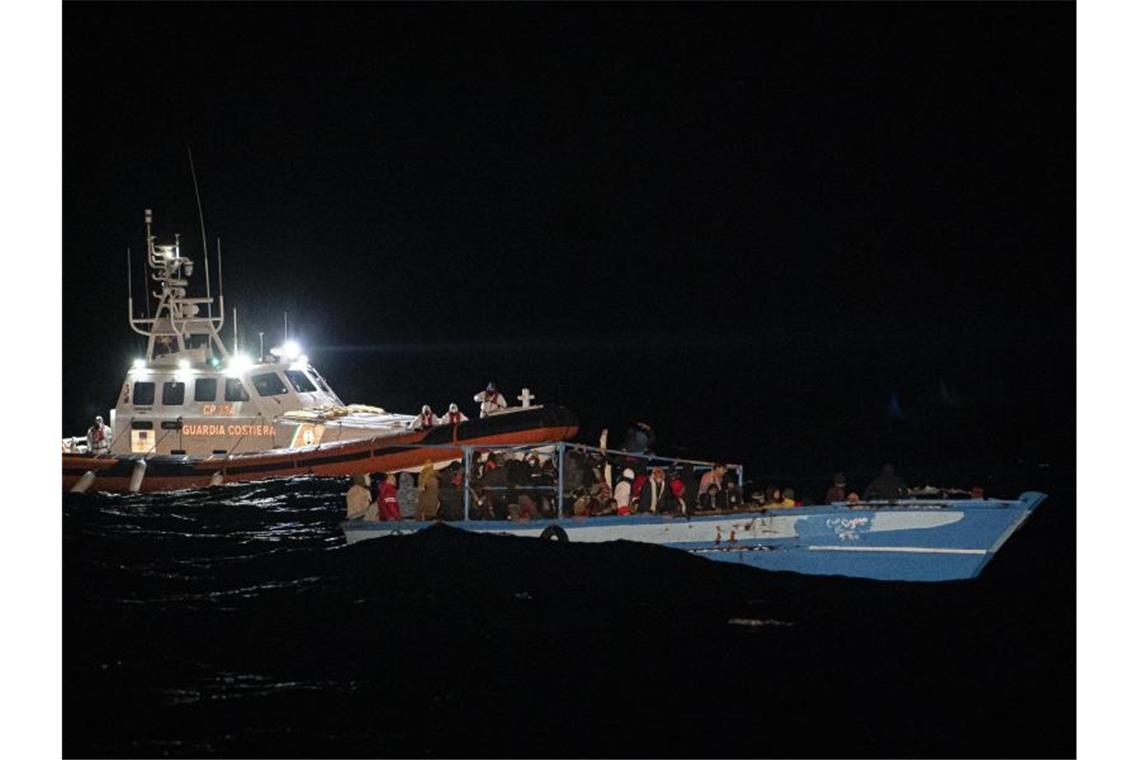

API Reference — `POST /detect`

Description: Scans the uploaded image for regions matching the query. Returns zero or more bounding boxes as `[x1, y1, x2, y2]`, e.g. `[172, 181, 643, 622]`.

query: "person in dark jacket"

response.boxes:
[562, 449, 589, 492]
[621, 422, 655, 454]
[698, 483, 722, 511]
[638, 467, 668, 514]
[864, 464, 908, 500]
[722, 479, 743, 510]
[668, 471, 688, 515]
[437, 465, 463, 521]
[824, 473, 847, 503]
[481, 455, 509, 520]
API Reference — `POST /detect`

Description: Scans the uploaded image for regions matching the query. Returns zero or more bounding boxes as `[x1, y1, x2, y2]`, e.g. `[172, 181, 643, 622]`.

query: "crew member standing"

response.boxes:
[474, 382, 508, 418]
[86, 415, 111, 455]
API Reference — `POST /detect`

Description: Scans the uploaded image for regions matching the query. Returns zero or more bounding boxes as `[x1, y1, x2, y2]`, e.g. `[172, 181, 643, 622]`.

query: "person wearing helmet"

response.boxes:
[473, 382, 507, 418]
[444, 402, 468, 425]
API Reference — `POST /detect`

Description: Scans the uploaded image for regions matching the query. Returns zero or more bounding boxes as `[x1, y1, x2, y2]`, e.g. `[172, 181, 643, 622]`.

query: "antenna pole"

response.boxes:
[216, 236, 224, 297]
[127, 246, 133, 318]
[143, 210, 153, 319]
[188, 148, 213, 318]
[284, 311, 288, 342]
[233, 307, 239, 354]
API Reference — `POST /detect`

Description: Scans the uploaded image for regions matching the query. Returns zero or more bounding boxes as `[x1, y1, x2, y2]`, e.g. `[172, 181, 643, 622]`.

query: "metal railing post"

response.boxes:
[463, 446, 471, 521]
[557, 442, 565, 518]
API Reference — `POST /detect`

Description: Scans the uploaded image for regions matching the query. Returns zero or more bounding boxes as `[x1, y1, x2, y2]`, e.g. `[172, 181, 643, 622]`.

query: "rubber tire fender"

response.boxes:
[539, 525, 569, 542]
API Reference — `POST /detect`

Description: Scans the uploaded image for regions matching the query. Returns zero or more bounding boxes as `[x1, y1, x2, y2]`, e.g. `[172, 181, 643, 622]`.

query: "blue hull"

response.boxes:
[342, 492, 1046, 582]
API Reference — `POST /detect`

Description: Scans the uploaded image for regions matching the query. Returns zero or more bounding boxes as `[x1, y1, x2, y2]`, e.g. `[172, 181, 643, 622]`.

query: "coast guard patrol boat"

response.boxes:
[61, 211, 577, 492]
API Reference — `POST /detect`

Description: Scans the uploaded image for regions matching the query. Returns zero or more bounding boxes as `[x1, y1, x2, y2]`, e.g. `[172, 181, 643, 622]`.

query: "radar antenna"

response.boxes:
[128, 209, 229, 366]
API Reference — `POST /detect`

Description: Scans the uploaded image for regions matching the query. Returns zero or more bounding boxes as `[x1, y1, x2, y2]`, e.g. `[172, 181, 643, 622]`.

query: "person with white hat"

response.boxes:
[443, 402, 468, 425]
[413, 404, 441, 430]
[473, 382, 507, 418]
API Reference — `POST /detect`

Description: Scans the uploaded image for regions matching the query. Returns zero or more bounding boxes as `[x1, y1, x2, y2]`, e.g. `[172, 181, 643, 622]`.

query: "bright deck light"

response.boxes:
[178, 359, 191, 370]
[281, 340, 302, 360]
[225, 353, 253, 377]
[132, 358, 146, 370]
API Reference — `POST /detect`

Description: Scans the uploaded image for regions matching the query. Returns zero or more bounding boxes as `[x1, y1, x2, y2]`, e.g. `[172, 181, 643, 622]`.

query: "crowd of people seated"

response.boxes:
[346, 447, 776, 522]
[345, 439, 918, 523]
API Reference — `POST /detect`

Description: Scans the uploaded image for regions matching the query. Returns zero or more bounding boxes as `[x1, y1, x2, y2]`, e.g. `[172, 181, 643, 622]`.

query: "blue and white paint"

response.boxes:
[342, 492, 1046, 582]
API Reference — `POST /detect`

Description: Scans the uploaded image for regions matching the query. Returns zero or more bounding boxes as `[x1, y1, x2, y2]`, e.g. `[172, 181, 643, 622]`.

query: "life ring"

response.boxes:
[539, 525, 569, 542]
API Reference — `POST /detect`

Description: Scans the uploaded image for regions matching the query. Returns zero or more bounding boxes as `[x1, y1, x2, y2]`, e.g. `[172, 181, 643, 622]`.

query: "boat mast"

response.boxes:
[128, 209, 230, 365]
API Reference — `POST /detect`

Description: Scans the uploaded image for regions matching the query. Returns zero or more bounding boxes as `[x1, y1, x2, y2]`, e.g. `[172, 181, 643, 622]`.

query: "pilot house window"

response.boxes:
[162, 381, 185, 406]
[284, 370, 317, 393]
[252, 372, 289, 397]
[224, 378, 250, 402]
[194, 378, 218, 402]
[133, 381, 155, 406]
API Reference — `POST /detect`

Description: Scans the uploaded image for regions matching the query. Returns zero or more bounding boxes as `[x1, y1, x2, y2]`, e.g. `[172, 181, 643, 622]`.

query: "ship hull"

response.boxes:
[63, 406, 578, 493]
[341, 492, 1046, 582]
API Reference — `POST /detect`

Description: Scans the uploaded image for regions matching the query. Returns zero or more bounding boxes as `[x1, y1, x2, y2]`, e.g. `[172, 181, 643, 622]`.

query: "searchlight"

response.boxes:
[270, 340, 303, 362]
[225, 353, 253, 378]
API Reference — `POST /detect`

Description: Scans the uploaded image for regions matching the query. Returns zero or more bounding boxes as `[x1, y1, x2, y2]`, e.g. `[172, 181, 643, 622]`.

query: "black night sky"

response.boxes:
[63, 3, 1074, 492]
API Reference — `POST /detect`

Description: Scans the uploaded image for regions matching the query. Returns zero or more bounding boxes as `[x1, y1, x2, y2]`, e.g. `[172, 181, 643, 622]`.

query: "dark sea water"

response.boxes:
[63, 464, 1075, 758]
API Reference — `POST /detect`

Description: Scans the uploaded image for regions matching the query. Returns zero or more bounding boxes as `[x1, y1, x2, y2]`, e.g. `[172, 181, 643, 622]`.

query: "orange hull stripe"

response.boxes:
[63, 425, 578, 493]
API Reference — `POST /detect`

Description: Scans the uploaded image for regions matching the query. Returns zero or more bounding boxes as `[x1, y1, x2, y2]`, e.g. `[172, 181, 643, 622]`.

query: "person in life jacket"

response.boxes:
[614, 468, 635, 515]
[444, 402, 468, 425]
[668, 471, 688, 515]
[378, 473, 401, 521]
[415, 404, 440, 430]
[86, 415, 111, 455]
[473, 382, 508, 418]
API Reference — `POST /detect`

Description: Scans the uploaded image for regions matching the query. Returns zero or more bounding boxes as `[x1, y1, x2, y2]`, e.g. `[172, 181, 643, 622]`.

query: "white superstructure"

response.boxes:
[71, 211, 416, 457]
